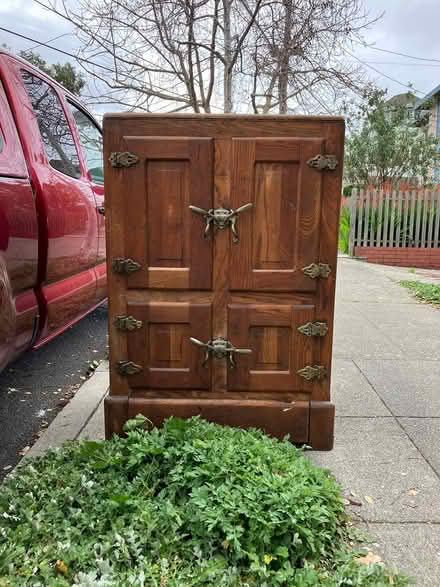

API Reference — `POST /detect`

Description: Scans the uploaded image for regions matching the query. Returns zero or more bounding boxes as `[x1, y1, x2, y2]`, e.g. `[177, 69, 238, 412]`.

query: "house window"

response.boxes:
[21, 70, 81, 179]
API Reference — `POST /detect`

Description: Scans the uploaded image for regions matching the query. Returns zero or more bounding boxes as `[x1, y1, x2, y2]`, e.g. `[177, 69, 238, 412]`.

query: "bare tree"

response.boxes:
[35, 0, 378, 114]
[248, 0, 376, 114]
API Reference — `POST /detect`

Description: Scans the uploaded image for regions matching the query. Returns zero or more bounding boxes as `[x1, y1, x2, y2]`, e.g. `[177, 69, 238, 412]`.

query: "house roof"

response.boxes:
[386, 92, 417, 108]
[415, 83, 440, 110]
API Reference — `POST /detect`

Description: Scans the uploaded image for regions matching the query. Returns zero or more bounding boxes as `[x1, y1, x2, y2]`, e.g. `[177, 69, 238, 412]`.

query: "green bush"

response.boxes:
[342, 185, 353, 197]
[0, 417, 412, 586]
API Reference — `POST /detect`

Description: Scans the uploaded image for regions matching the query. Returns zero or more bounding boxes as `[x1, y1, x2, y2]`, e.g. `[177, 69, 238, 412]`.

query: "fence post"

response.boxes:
[348, 189, 358, 256]
[434, 191, 440, 248]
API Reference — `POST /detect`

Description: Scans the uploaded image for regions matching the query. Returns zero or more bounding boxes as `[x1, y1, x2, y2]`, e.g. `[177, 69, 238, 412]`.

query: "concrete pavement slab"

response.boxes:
[335, 261, 420, 304]
[335, 280, 418, 305]
[356, 302, 440, 360]
[355, 359, 440, 417]
[96, 360, 109, 372]
[364, 261, 440, 286]
[399, 418, 440, 477]
[308, 417, 440, 523]
[77, 397, 105, 441]
[331, 359, 391, 416]
[333, 303, 403, 359]
[355, 522, 440, 587]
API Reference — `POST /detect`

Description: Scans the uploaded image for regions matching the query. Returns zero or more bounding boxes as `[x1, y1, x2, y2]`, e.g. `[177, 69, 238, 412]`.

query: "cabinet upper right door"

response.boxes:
[229, 137, 326, 292]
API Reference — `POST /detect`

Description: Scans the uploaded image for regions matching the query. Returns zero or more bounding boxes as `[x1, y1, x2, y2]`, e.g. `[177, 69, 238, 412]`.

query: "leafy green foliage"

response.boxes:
[19, 50, 85, 96]
[0, 417, 412, 585]
[344, 89, 440, 190]
[338, 206, 351, 254]
[400, 280, 440, 305]
[343, 185, 354, 197]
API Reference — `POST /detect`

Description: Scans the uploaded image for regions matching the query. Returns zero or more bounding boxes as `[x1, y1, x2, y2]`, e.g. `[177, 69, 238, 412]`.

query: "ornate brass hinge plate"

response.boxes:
[297, 365, 327, 381]
[116, 360, 143, 376]
[112, 257, 141, 274]
[298, 321, 328, 337]
[307, 154, 338, 170]
[301, 263, 331, 279]
[108, 151, 139, 168]
[114, 315, 143, 331]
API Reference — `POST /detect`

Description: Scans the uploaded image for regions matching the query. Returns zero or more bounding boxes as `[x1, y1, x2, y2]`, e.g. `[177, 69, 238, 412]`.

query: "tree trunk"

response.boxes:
[278, 0, 292, 114]
[223, 0, 233, 113]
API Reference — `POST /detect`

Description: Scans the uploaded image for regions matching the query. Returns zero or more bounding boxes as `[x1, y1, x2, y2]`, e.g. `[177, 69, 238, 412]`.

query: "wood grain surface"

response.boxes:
[104, 115, 344, 448]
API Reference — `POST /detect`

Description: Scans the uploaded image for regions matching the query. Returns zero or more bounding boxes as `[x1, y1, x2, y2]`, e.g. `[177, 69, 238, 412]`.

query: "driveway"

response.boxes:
[311, 258, 440, 585]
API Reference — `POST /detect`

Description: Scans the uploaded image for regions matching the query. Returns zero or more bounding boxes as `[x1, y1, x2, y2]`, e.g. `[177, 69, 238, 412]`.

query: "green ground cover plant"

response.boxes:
[338, 206, 351, 254]
[0, 416, 411, 586]
[400, 280, 440, 305]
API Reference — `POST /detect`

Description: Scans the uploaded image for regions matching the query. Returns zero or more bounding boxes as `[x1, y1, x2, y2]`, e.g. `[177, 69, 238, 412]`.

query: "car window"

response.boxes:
[68, 103, 104, 185]
[21, 70, 81, 179]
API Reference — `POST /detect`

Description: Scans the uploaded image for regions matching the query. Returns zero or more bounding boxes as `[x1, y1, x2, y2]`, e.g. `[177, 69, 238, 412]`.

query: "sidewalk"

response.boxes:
[310, 258, 440, 586]
[21, 258, 440, 585]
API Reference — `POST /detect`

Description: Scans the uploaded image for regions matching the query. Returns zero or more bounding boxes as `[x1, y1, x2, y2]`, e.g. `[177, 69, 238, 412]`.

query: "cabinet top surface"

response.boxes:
[103, 112, 344, 124]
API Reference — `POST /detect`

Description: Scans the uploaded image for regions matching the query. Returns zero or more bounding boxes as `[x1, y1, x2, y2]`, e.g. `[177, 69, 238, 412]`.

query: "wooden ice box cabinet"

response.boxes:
[103, 114, 344, 450]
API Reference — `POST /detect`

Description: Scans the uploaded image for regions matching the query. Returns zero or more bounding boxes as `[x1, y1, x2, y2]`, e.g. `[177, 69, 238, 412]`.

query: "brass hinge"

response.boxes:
[108, 151, 139, 168]
[297, 365, 327, 381]
[301, 263, 331, 279]
[307, 154, 338, 171]
[298, 321, 328, 337]
[114, 315, 143, 331]
[116, 360, 143, 376]
[112, 257, 141, 274]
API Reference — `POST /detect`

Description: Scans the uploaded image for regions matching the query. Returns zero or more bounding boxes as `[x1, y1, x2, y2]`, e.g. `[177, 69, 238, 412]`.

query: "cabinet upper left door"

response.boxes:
[109, 137, 214, 290]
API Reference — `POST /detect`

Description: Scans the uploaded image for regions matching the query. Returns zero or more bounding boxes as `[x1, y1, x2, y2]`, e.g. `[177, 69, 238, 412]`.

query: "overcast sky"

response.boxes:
[1, 0, 440, 109]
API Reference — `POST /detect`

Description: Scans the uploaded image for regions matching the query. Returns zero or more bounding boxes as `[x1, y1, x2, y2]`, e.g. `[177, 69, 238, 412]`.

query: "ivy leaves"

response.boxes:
[0, 417, 412, 586]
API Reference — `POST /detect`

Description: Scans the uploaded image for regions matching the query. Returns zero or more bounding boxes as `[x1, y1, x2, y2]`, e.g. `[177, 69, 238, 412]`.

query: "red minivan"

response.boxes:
[0, 50, 106, 373]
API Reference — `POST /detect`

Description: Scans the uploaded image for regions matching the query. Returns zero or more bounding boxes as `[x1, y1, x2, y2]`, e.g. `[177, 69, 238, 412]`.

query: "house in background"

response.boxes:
[414, 84, 440, 181]
[385, 90, 417, 114]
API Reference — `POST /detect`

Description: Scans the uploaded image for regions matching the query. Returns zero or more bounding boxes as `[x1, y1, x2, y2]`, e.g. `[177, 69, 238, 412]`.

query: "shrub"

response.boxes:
[342, 184, 354, 197]
[0, 416, 411, 586]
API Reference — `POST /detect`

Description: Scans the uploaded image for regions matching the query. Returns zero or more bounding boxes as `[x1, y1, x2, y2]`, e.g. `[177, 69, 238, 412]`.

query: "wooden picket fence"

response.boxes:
[348, 189, 440, 255]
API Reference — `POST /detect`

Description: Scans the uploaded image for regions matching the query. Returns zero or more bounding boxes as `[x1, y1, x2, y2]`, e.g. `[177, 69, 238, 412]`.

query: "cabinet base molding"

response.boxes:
[104, 395, 335, 450]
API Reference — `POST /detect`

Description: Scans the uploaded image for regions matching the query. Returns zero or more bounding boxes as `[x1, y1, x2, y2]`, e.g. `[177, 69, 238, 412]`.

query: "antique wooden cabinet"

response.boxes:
[103, 114, 344, 450]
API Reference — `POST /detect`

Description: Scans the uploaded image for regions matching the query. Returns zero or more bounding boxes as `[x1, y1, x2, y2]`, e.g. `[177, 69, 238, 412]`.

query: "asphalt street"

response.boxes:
[0, 304, 108, 480]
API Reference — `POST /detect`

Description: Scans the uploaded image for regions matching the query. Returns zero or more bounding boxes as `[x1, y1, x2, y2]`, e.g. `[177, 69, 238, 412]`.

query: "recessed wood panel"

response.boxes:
[228, 304, 318, 392]
[253, 162, 297, 270]
[126, 302, 212, 389]
[148, 161, 186, 268]
[230, 137, 324, 291]
[249, 326, 290, 371]
[149, 323, 188, 368]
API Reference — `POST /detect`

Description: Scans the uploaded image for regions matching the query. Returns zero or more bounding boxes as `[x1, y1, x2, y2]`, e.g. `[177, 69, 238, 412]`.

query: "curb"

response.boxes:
[20, 361, 109, 462]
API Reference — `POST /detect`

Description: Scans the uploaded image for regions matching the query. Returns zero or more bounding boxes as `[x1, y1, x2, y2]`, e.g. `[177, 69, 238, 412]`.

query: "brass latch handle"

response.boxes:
[189, 203, 253, 243]
[190, 336, 252, 368]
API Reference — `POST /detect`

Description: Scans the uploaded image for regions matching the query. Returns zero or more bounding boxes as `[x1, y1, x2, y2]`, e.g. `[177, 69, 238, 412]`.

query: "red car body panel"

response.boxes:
[0, 50, 106, 373]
